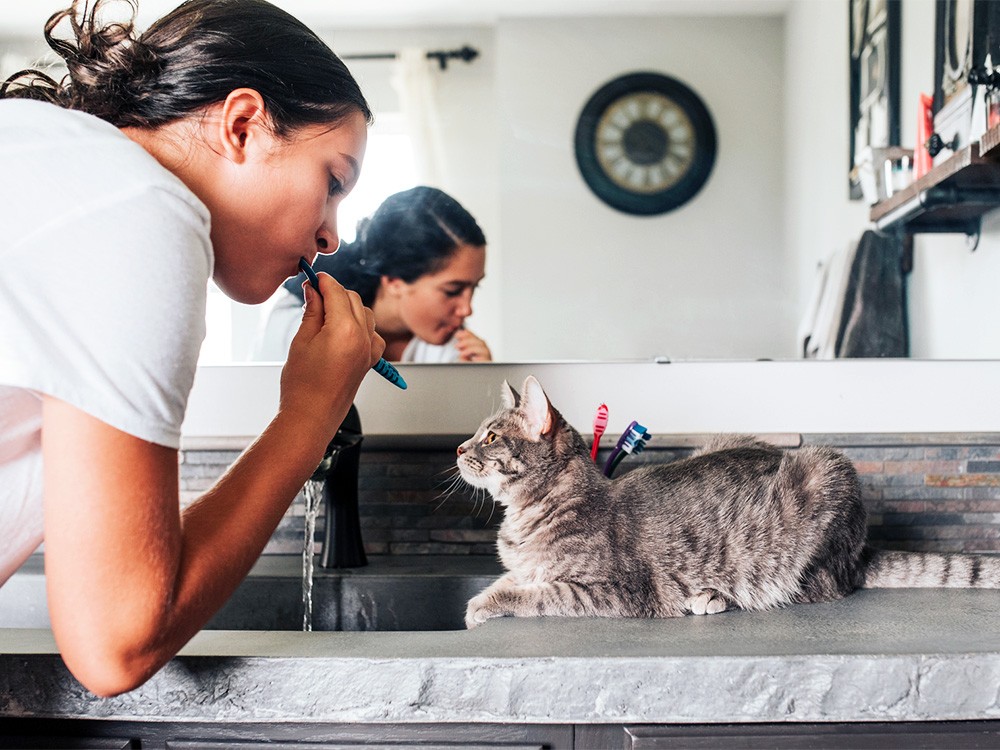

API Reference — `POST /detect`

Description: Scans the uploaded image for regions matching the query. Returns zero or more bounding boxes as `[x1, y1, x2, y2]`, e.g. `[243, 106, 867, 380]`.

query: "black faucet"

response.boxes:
[310, 404, 367, 568]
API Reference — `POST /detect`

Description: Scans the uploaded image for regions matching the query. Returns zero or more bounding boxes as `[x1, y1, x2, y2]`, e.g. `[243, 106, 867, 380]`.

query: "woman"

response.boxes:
[0, 0, 383, 696]
[256, 186, 491, 363]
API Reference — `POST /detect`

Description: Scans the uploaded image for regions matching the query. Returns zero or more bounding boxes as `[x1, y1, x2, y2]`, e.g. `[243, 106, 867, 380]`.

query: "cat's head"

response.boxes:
[456, 376, 587, 503]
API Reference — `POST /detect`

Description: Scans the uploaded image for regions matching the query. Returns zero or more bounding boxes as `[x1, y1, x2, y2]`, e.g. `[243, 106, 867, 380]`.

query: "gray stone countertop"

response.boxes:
[3, 588, 1000, 725]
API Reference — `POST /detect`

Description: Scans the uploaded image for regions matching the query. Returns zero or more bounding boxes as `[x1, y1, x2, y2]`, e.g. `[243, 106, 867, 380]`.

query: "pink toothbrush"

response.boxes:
[590, 403, 608, 462]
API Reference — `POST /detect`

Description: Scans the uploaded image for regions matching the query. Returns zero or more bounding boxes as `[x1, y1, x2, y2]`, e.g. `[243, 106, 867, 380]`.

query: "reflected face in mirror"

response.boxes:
[212, 111, 368, 305]
[377, 243, 486, 350]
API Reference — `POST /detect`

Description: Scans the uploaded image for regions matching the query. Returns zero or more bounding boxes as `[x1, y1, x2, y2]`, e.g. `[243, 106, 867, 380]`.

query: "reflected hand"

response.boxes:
[453, 328, 492, 362]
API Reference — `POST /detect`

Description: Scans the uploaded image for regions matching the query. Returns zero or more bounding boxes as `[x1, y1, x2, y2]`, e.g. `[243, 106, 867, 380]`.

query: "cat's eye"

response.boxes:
[483, 431, 498, 445]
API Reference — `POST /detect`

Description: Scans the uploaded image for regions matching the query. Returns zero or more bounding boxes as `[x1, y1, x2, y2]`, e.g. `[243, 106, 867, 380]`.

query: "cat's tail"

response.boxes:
[860, 545, 1000, 589]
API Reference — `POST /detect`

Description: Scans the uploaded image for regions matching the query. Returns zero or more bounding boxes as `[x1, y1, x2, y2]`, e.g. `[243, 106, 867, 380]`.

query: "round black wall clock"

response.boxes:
[574, 72, 717, 216]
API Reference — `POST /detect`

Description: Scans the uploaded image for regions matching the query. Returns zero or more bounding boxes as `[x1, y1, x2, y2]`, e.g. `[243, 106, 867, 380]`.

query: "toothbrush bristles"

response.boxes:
[603, 421, 651, 477]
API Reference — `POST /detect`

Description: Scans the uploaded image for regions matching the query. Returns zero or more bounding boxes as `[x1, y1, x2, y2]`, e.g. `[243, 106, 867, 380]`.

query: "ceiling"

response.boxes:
[2, 0, 790, 36]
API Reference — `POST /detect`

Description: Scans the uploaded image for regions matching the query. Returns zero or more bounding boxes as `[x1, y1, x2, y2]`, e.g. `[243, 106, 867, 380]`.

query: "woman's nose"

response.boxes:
[317, 214, 339, 253]
[456, 292, 474, 318]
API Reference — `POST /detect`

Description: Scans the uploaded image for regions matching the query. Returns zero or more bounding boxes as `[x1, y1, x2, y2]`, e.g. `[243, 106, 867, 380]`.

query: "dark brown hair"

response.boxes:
[0, 0, 372, 133]
[286, 186, 488, 305]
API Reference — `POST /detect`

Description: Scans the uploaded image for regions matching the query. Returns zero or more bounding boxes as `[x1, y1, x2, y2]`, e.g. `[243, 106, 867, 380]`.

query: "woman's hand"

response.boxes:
[281, 272, 384, 439]
[453, 328, 492, 362]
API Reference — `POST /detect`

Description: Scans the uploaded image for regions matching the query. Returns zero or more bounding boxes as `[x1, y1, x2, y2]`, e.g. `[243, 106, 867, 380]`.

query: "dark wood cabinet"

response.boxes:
[580, 721, 1000, 749]
[4, 719, 1000, 749]
[1, 721, 571, 750]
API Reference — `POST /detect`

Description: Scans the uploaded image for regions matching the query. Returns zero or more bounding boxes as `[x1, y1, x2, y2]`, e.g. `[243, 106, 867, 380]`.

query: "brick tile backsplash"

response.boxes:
[179, 435, 1000, 558]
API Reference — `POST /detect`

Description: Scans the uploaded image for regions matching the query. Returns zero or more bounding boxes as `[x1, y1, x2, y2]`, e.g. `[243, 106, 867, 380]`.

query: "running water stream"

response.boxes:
[301, 478, 324, 631]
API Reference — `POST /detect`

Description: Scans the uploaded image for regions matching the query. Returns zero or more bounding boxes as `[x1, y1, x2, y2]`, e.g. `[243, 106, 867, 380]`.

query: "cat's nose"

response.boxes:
[456, 445, 465, 456]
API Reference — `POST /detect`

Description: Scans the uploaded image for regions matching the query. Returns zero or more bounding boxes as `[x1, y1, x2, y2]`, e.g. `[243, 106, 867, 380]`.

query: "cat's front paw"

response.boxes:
[684, 589, 730, 616]
[465, 591, 508, 629]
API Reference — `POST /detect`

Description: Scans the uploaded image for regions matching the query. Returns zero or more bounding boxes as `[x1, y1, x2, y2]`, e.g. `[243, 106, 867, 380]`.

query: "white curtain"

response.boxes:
[391, 47, 449, 188]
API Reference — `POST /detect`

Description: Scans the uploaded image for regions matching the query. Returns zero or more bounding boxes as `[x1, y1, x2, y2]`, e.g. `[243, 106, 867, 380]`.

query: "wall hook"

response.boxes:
[967, 227, 982, 252]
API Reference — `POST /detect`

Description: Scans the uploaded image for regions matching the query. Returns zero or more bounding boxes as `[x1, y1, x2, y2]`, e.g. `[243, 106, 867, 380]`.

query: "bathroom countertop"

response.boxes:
[2, 588, 1000, 725]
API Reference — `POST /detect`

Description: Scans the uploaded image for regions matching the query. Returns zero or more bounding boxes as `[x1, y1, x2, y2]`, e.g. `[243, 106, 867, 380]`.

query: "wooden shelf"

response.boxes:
[870, 123, 1000, 235]
[980, 121, 1000, 156]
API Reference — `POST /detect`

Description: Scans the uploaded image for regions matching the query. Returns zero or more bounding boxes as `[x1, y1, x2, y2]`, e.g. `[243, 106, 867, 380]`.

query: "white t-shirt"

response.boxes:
[399, 334, 460, 363]
[254, 287, 462, 363]
[0, 100, 213, 585]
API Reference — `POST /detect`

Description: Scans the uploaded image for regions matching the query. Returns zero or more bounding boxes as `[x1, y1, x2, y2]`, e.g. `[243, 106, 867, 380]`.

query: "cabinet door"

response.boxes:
[577, 721, 1000, 749]
[166, 744, 546, 750]
[0, 738, 131, 749]
[160, 723, 572, 749]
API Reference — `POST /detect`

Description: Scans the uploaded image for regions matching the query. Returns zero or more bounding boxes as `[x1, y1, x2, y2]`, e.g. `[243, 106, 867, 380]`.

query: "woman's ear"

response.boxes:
[382, 276, 408, 298]
[215, 88, 271, 164]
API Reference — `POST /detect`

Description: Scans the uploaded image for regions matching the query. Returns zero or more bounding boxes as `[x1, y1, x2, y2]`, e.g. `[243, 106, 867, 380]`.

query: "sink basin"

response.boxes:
[0, 555, 502, 632]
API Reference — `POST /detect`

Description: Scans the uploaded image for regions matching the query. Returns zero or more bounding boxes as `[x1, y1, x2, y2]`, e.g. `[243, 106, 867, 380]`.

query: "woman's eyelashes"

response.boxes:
[328, 175, 345, 198]
[442, 283, 478, 298]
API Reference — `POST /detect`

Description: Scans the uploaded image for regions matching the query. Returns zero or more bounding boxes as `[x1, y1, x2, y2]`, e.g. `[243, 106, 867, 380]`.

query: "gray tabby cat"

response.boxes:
[457, 376, 1000, 629]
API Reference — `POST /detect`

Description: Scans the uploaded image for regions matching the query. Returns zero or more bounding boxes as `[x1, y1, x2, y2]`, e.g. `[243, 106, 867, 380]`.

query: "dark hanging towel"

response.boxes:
[835, 230, 908, 358]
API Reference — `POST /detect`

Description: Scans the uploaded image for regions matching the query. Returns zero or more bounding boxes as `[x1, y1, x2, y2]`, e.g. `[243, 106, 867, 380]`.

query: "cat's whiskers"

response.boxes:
[432, 466, 462, 491]
[484, 494, 498, 527]
[431, 468, 466, 513]
[432, 466, 494, 522]
[470, 484, 484, 518]
[470, 485, 491, 520]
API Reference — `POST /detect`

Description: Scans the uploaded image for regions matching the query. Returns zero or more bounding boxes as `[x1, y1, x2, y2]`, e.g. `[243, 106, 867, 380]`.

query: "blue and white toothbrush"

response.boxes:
[299, 257, 408, 390]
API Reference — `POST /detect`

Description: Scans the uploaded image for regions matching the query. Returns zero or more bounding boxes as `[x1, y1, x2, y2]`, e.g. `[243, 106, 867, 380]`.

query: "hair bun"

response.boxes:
[63, 6, 168, 123]
[4, 0, 371, 132]
[34, 0, 153, 122]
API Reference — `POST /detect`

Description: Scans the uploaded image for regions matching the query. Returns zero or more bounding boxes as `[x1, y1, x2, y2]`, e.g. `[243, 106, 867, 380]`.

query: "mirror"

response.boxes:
[5, 0, 1000, 362]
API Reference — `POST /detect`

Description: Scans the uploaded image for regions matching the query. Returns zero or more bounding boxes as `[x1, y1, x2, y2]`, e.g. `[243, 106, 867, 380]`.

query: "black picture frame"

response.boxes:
[849, 0, 902, 200]
[932, 1, 1000, 119]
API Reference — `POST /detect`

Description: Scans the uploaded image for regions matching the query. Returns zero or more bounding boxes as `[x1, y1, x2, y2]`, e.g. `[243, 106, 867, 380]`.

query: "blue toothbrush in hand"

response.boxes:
[299, 257, 407, 390]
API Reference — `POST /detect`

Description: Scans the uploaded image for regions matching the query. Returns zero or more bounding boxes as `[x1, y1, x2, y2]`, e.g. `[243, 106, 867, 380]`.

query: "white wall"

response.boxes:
[495, 16, 791, 361]
[908, 210, 1000, 357]
[182, 360, 1000, 441]
[784, 0, 870, 327]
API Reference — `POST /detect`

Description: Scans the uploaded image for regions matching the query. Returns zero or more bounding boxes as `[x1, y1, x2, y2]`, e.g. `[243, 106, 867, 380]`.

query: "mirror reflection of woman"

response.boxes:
[257, 186, 491, 363]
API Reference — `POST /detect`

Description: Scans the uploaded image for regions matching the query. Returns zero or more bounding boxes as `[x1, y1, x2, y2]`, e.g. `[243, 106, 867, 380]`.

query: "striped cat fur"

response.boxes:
[456, 376, 1000, 628]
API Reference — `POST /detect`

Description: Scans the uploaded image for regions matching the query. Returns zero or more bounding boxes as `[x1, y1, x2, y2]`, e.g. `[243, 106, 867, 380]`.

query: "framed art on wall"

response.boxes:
[931, 0, 1000, 156]
[849, 0, 902, 200]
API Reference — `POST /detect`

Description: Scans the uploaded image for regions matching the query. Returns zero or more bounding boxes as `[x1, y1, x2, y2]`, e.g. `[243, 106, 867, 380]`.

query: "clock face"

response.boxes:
[575, 72, 716, 216]
[595, 92, 696, 194]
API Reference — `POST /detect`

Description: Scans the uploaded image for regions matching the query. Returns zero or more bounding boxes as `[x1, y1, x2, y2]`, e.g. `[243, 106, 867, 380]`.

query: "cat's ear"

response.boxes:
[521, 376, 553, 440]
[500, 380, 521, 409]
